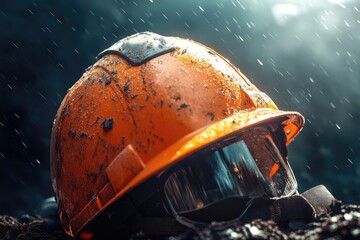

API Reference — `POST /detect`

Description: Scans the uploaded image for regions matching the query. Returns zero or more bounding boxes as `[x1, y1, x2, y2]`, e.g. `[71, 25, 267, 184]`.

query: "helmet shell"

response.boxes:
[50, 32, 304, 237]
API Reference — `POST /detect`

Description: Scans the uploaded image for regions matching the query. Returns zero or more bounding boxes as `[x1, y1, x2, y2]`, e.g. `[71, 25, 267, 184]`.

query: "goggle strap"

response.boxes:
[172, 185, 335, 232]
[301, 185, 335, 215]
[230, 185, 334, 224]
[236, 195, 315, 223]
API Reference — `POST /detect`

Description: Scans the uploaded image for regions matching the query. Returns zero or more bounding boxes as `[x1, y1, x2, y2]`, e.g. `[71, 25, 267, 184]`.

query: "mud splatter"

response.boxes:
[105, 76, 112, 85]
[68, 130, 76, 139]
[180, 103, 188, 108]
[102, 118, 114, 132]
[207, 112, 215, 121]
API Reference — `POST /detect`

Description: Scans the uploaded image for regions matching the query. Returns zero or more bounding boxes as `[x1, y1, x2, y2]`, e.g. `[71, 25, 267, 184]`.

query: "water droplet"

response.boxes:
[332, 1, 346, 9]
[344, 20, 350, 27]
[39, 92, 46, 100]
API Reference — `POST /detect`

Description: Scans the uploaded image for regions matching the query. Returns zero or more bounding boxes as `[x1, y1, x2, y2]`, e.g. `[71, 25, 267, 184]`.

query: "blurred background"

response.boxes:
[1, 0, 359, 217]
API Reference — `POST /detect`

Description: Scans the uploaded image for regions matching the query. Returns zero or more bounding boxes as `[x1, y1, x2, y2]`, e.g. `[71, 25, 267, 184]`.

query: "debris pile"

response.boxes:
[1, 201, 360, 239]
[159, 201, 360, 240]
[0, 215, 68, 240]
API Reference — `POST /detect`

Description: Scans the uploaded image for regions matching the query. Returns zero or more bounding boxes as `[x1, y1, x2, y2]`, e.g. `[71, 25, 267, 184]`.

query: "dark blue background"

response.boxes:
[1, 0, 359, 216]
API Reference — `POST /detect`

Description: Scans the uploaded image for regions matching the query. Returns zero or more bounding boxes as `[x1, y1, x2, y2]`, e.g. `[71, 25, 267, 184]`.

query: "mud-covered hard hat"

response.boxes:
[50, 32, 305, 238]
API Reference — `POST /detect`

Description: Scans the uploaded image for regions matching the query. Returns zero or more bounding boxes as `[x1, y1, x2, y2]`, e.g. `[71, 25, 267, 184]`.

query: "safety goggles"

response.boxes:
[159, 126, 297, 222]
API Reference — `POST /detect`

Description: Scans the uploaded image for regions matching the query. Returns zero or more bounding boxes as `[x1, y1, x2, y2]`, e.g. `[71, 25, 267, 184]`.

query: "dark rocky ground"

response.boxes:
[1, 201, 360, 240]
[0, 215, 68, 240]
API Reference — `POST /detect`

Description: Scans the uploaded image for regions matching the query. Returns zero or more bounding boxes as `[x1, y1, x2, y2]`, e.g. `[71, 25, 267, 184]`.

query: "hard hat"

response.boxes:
[50, 32, 304, 238]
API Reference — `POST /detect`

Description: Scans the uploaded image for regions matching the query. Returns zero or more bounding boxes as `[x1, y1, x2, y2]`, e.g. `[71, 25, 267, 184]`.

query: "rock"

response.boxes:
[1, 201, 360, 239]
[0, 215, 69, 240]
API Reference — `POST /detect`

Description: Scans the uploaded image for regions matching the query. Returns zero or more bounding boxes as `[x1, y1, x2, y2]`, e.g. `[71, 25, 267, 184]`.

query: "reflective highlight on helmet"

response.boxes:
[163, 127, 297, 214]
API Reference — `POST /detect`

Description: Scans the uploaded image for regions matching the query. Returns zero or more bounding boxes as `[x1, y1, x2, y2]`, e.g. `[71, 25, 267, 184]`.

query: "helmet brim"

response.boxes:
[134, 108, 304, 183]
[73, 108, 304, 236]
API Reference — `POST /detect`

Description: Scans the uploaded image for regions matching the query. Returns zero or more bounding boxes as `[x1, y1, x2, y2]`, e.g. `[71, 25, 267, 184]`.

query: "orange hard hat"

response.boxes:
[50, 32, 304, 238]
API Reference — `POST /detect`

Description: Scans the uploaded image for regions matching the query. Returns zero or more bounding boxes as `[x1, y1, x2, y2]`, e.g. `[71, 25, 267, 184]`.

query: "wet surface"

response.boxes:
[1, 201, 359, 239]
[97, 32, 176, 66]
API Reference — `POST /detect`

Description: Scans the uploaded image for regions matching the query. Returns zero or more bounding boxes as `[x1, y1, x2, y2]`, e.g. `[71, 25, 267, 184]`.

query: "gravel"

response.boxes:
[1, 200, 360, 240]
